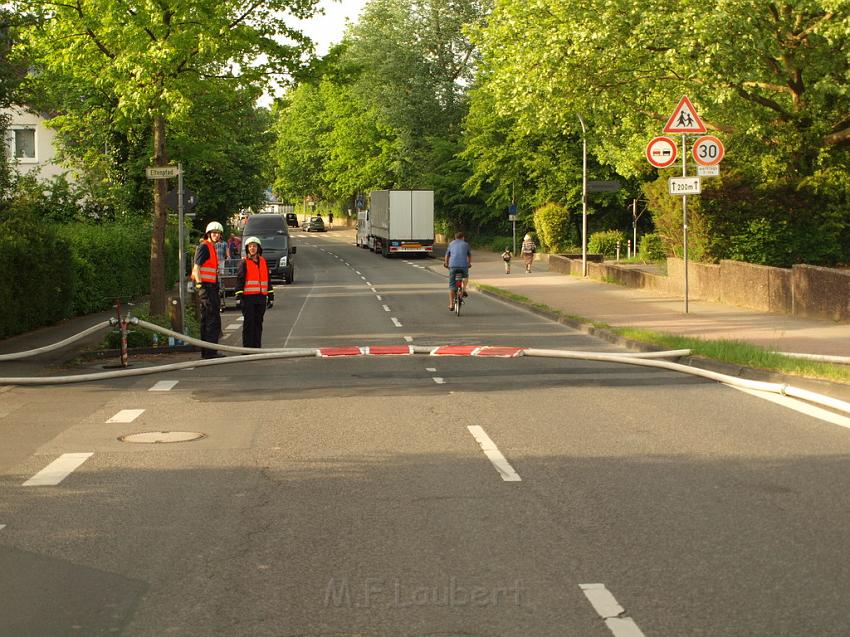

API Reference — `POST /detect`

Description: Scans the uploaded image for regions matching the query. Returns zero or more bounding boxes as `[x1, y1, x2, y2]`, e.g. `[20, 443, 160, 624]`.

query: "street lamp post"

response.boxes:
[578, 114, 588, 277]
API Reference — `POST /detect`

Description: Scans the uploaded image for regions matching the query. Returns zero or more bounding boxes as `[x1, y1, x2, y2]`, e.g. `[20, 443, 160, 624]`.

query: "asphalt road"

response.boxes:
[2, 231, 850, 636]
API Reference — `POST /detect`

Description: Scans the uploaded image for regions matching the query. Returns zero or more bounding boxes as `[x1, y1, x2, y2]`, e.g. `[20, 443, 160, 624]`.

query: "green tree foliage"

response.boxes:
[272, 0, 491, 228]
[14, 0, 318, 314]
[532, 202, 577, 253]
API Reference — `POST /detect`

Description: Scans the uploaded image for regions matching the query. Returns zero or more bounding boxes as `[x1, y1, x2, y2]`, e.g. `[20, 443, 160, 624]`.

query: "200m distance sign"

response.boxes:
[692, 135, 725, 166]
[646, 136, 678, 168]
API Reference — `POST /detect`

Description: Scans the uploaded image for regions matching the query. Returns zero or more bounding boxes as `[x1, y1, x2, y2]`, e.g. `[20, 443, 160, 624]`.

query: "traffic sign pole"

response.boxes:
[177, 162, 186, 335]
[682, 135, 689, 314]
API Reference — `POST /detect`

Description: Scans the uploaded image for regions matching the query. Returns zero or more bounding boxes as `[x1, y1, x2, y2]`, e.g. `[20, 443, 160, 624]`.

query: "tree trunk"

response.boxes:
[150, 115, 168, 316]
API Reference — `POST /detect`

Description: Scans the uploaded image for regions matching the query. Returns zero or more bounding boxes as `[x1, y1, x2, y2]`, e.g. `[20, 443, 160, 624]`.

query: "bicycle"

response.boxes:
[450, 269, 467, 316]
[455, 277, 464, 316]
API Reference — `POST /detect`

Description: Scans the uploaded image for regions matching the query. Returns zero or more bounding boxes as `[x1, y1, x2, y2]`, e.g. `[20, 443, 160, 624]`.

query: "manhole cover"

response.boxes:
[118, 431, 206, 444]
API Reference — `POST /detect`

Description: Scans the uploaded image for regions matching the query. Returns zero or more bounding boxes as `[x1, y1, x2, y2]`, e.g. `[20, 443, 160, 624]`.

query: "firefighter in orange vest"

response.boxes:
[234, 236, 274, 348]
[191, 221, 224, 359]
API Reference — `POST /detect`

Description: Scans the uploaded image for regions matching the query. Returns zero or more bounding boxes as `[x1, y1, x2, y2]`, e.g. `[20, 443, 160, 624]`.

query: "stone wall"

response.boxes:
[553, 254, 850, 322]
[792, 265, 850, 321]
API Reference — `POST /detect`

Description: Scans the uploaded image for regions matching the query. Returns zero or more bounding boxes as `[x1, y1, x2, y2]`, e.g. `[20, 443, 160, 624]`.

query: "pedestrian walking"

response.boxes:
[235, 236, 274, 349]
[501, 247, 512, 274]
[192, 221, 224, 358]
[328, 212, 334, 229]
[521, 233, 536, 273]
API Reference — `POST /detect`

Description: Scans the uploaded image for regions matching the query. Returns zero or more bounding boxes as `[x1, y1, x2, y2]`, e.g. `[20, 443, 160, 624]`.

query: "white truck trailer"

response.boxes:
[368, 190, 435, 257]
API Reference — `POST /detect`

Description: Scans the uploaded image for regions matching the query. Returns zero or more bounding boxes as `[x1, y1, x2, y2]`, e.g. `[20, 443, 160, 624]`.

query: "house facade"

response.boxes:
[2, 105, 67, 181]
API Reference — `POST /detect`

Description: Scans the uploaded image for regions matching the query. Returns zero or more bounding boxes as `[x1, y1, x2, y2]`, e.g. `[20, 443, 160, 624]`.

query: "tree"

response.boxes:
[467, 0, 850, 264]
[473, 1, 850, 180]
[271, 0, 492, 226]
[15, 0, 318, 314]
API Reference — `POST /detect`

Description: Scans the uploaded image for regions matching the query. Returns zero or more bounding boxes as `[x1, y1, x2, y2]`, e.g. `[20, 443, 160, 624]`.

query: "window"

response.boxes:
[13, 128, 36, 160]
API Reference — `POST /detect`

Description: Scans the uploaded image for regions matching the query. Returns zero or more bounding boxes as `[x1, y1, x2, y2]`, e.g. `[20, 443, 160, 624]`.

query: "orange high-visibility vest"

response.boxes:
[243, 257, 269, 295]
[195, 239, 219, 283]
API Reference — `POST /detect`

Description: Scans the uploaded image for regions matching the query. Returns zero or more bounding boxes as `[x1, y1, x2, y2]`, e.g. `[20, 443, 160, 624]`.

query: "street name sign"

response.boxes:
[663, 95, 706, 134]
[692, 135, 725, 166]
[587, 180, 621, 192]
[146, 165, 180, 179]
[646, 136, 678, 168]
[669, 176, 701, 195]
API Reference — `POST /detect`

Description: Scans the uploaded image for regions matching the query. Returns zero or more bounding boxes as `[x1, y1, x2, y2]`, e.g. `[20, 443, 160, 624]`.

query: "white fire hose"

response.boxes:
[1, 318, 849, 418]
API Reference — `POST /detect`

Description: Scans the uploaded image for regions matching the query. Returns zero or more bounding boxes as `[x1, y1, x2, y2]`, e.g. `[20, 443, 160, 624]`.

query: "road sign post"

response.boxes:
[661, 96, 706, 314]
[147, 163, 187, 333]
[177, 163, 186, 336]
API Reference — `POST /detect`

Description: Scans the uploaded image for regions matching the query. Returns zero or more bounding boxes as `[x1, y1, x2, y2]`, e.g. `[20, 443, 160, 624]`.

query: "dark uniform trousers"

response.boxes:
[241, 297, 266, 348]
[198, 283, 221, 357]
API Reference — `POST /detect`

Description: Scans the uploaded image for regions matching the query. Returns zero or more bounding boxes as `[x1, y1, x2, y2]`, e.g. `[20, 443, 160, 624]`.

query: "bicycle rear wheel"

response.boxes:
[455, 284, 462, 316]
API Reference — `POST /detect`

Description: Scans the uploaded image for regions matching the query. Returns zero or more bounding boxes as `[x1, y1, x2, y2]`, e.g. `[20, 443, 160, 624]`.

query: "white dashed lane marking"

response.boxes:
[23, 453, 94, 487]
[149, 380, 179, 392]
[467, 426, 522, 482]
[106, 409, 145, 423]
[382, 305, 391, 312]
[579, 583, 646, 637]
[391, 318, 403, 328]
[404, 336, 414, 343]
[432, 377, 445, 385]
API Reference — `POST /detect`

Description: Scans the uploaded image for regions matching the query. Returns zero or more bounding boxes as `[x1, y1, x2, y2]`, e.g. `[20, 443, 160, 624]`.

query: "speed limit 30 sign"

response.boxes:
[692, 135, 725, 166]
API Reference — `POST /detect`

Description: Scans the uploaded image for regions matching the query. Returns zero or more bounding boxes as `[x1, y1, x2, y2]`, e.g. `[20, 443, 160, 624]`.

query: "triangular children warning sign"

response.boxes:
[663, 95, 706, 134]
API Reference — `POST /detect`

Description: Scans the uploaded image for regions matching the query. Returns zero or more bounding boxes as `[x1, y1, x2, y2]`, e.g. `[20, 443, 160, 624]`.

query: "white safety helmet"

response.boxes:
[205, 221, 224, 234]
[244, 236, 262, 248]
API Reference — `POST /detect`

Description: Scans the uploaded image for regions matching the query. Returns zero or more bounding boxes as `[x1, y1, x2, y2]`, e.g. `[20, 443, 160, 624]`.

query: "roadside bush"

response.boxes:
[639, 233, 665, 261]
[704, 169, 849, 267]
[643, 176, 710, 262]
[58, 223, 152, 314]
[588, 229, 627, 258]
[646, 169, 850, 267]
[0, 212, 74, 338]
[533, 202, 577, 253]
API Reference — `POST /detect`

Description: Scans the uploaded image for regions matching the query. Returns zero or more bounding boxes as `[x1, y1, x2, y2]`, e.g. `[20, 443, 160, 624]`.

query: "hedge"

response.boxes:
[0, 218, 181, 339]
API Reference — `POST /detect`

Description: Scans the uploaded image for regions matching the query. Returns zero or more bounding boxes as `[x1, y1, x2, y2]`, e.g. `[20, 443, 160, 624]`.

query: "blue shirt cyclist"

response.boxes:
[443, 232, 472, 310]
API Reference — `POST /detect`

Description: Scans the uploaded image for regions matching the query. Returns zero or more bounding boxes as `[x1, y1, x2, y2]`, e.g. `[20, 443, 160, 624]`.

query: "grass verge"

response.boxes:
[475, 283, 850, 384]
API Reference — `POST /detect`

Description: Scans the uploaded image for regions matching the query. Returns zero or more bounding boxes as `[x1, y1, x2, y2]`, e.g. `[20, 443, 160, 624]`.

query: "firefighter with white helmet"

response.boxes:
[235, 235, 274, 348]
[191, 220, 226, 358]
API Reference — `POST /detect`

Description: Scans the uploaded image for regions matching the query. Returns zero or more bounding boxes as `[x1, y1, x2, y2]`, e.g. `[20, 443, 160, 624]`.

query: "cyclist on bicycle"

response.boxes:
[443, 231, 472, 311]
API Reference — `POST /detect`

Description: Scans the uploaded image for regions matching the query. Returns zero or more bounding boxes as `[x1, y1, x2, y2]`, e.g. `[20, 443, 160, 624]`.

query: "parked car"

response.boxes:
[285, 213, 299, 228]
[240, 214, 296, 283]
[304, 216, 326, 232]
